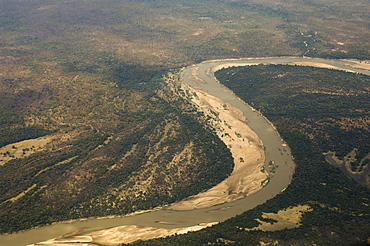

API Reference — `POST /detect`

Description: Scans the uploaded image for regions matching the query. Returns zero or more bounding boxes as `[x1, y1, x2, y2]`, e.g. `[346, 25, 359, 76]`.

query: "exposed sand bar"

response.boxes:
[168, 86, 267, 210]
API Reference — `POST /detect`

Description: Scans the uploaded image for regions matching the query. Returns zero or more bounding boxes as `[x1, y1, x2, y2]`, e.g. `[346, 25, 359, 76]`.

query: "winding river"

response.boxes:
[1, 57, 369, 246]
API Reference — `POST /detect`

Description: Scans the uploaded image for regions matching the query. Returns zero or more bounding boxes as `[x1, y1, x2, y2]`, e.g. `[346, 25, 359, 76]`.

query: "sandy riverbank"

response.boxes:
[168, 85, 267, 210]
[30, 222, 218, 246]
[210, 60, 361, 74]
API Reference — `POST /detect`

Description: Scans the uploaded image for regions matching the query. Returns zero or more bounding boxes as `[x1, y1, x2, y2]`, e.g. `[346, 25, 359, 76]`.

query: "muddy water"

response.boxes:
[1, 57, 368, 246]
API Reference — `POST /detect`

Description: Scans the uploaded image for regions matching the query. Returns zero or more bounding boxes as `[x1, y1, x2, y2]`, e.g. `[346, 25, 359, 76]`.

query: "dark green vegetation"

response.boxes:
[126, 65, 370, 245]
[216, 65, 370, 178]
[1, 0, 370, 241]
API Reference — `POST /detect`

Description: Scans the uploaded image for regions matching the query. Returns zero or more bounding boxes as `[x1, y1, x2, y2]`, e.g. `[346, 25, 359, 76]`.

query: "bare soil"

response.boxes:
[246, 205, 312, 231]
[0, 133, 76, 166]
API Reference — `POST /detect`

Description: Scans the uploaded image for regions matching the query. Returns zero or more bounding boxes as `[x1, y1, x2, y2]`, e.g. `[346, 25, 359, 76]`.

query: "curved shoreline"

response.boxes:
[2, 57, 369, 246]
[167, 84, 267, 210]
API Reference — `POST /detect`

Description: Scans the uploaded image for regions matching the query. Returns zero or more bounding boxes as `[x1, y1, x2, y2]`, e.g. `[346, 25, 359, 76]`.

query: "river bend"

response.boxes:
[1, 57, 369, 246]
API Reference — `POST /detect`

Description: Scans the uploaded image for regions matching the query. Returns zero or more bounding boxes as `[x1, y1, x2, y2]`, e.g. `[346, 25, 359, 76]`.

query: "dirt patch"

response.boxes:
[0, 135, 56, 166]
[246, 205, 312, 231]
[0, 132, 76, 166]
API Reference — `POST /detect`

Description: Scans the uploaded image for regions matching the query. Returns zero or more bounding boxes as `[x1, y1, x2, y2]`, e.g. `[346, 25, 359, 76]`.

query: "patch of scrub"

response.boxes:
[34, 156, 78, 178]
[2, 184, 37, 204]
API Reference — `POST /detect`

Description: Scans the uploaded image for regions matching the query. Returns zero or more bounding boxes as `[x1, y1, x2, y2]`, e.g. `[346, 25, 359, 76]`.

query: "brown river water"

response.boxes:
[1, 57, 369, 246]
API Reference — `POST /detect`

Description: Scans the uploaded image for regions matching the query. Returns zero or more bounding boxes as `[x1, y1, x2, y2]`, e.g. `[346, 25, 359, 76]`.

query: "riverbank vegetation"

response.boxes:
[127, 65, 370, 245]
